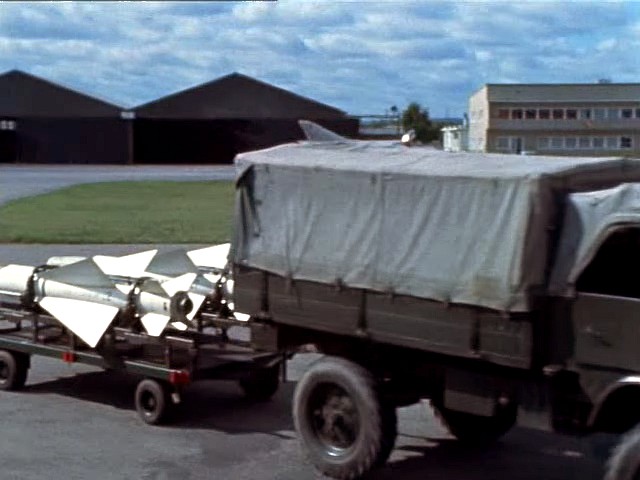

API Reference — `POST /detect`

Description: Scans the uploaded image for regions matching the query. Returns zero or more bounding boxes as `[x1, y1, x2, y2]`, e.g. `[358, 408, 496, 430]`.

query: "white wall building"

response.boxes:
[468, 83, 640, 156]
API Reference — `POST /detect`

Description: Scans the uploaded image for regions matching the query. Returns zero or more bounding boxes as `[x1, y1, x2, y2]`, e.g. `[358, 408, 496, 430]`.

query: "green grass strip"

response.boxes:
[0, 181, 235, 244]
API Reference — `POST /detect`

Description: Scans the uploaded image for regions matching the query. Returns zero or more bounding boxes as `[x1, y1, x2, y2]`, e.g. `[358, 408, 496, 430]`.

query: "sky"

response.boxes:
[0, 1, 639, 118]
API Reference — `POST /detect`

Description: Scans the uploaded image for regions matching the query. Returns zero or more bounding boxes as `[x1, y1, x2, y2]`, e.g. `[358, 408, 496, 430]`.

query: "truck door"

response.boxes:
[573, 228, 640, 371]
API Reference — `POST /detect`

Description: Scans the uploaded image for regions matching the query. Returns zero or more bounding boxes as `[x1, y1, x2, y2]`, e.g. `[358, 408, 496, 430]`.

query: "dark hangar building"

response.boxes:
[133, 72, 358, 164]
[0, 70, 130, 164]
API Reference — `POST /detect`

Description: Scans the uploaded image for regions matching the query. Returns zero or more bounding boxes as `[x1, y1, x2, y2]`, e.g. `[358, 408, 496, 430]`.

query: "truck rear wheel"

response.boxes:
[605, 425, 640, 480]
[293, 357, 397, 480]
[435, 402, 517, 444]
[0, 350, 29, 391]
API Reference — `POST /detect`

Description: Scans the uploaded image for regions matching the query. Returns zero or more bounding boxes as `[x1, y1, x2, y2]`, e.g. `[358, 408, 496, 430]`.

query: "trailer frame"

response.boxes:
[0, 305, 284, 424]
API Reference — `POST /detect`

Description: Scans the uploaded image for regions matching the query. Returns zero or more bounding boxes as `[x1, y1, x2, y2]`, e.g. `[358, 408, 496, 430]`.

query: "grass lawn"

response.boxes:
[0, 181, 235, 244]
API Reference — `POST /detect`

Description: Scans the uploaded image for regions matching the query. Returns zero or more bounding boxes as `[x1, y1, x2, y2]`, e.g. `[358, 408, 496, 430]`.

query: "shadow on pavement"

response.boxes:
[370, 428, 607, 480]
[23, 369, 296, 437]
[23, 369, 613, 479]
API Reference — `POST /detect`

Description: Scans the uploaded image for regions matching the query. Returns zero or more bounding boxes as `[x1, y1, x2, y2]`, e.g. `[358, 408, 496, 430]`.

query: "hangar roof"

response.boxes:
[0, 70, 123, 118]
[134, 72, 347, 120]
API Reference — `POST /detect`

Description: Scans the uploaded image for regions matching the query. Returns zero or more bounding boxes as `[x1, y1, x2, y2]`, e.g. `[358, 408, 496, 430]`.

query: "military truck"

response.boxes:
[230, 135, 640, 480]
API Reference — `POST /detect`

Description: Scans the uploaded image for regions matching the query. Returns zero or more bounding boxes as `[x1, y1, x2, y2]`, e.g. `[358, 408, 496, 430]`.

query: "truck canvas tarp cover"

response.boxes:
[233, 140, 640, 312]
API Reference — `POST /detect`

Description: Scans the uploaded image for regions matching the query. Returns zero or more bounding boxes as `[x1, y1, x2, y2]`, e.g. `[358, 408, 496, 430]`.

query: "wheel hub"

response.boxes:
[310, 385, 359, 454]
[141, 391, 157, 413]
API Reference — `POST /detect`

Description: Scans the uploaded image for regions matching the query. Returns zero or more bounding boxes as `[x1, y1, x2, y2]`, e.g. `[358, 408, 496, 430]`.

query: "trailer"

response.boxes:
[231, 137, 640, 480]
[0, 284, 283, 425]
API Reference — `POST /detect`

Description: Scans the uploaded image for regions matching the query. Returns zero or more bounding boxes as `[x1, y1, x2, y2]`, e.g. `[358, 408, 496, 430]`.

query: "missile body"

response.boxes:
[0, 258, 193, 347]
[0, 243, 233, 347]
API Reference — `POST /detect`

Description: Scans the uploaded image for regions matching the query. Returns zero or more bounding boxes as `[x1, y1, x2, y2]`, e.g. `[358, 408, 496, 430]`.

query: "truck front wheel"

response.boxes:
[605, 425, 640, 480]
[293, 357, 397, 479]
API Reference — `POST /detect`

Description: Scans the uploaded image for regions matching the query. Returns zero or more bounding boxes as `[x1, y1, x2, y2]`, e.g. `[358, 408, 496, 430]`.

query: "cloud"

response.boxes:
[0, 1, 638, 117]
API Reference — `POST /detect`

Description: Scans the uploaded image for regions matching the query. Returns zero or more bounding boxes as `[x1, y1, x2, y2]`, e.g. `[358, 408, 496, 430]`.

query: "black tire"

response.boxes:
[435, 401, 517, 444]
[293, 356, 397, 480]
[239, 364, 280, 402]
[605, 426, 640, 480]
[0, 350, 29, 391]
[135, 379, 172, 425]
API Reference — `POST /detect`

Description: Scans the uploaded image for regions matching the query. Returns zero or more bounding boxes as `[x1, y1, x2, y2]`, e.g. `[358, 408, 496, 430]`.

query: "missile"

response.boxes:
[92, 248, 223, 326]
[45, 243, 231, 274]
[0, 258, 194, 347]
[12, 243, 233, 338]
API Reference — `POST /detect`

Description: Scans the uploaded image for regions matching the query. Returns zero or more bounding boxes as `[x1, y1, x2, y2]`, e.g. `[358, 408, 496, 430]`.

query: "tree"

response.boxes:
[401, 102, 438, 143]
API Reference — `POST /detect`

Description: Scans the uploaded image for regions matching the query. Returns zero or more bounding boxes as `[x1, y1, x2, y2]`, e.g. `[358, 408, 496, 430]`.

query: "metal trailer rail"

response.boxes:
[0, 306, 284, 424]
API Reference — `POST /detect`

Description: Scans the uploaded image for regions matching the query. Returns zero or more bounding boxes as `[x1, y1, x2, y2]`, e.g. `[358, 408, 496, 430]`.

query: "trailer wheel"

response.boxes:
[135, 379, 172, 425]
[605, 425, 640, 480]
[435, 401, 517, 444]
[0, 350, 29, 391]
[293, 357, 397, 479]
[240, 364, 280, 402]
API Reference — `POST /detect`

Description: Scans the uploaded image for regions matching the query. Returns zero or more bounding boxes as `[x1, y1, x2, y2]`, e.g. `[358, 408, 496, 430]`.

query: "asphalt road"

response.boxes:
[0, 244, 612, 480]
[0, 353, 608, 480]
[0, 164, 235, 205]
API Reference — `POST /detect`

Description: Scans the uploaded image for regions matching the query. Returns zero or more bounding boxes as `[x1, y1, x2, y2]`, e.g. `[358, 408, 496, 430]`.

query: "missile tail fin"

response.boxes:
[186, 293, 206, 321]
[162, 273, 197, 297]
[94, 249, 157, 277]
[146, 250, 198, 277]
[38, 297, 119, 348]
[39, 258, 114, 289]
[140, 312, 171, 337]
[187, 243, 230, 270]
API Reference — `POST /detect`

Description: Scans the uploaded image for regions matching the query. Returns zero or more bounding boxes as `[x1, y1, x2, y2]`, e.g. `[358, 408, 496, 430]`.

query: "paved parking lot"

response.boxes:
[0, 247, 610, 480]
[0, 353, 606, 480]
[0, 164, 235, 205]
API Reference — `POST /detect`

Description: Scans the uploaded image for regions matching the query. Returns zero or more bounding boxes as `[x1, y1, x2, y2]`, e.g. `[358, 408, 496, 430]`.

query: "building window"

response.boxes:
[0, 120, 16, 130]
[578, 137, 591, 149]
[552, 109, 564, 120]
[537, 137, 550, 149]
[636, 108, 640, 119]
[551, 137, 563, 149]
[496, 137, 510, 150]
[593, 137, 604, 149]
[565, 137, 577, 149]
[539, 109, 550, 119]
[608, 108, 619, 119]
[580, 109, 592, 119]
[594, 108, 606, 120]
[525, 109, 536, 119]
[606, 137, 618, 149]
[511, 109, 523, 120]
[497, 109, 509, 119]
[621, 108, 633, 119]
[566, 109, 578, 119]
[621, 137, 633, 149]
